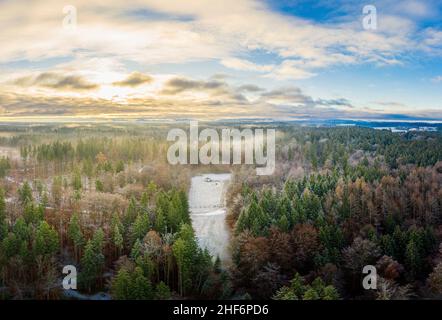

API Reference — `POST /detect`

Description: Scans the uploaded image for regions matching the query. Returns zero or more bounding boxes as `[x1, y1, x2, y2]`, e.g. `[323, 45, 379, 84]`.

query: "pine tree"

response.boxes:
[172, 238, 187, 296]
[405, 239, 421, 279]
[140, 192, 149, 209]
[155, 281, 171, 300]
[146, 181, 157, 200]
[115, 160, 125, 173]
[95, 180, 104, 192]
[112, 266, 154, 300]
[1, 232, 20, 258]
[323, 285, 340, 300]
[112, 268, 131, 299]
[113, 224, 124, 256]
[80, 229, 105, 291]
[34, 221, 59, 256]
[23, 202, 42, 225]
[235, 208, 249, 235]
[124, 197, 138, 230]
[155, 208, 167, 233]
[68, 213, 84, 261]
[277, 214, 290, 233]
[131, 213, 150, 244]
[135, 255, 155, 280]
[18, 181, 33, 205]
[131, 266, 153, 299]
[303, 287, 320, 300]
[214, 255, 221, 273]
[13, 217, 29, 242]
[172, 224, 198, 296]
[72, 170, 82, 191]
[52, 176, 63, 208]
[131, 239, 143, 260]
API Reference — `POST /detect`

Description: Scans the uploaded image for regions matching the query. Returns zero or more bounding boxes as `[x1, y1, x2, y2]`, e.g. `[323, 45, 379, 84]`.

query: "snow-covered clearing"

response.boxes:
[189, 173, 231, 264]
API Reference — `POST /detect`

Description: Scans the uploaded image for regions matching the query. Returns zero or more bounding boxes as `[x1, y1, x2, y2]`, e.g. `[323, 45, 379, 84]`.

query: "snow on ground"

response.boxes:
[189, 173, 231, 264]
[0, 146, 20, 161]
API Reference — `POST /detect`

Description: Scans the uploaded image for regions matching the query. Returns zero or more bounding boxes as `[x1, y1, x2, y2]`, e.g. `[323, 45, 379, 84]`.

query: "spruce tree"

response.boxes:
[80, 229, 105, 291]
[132, 266, 153, 299]
[68, 213, 84, 261]
[112, 268, 131, 299]
[18, 181, 33, 206]
[155, 281, 171, 300]
[113, 224, 124, 256]
[34, 221, 59, 256]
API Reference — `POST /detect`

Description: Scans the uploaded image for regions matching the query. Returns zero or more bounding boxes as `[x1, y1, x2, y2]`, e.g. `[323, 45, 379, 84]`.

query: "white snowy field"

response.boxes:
[189, 173, 231, 264]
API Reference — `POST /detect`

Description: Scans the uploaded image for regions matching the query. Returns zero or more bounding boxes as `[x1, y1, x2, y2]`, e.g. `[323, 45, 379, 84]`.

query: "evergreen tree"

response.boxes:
[154, 208, 167, 233]
[155, 281, 171, 300]
[130, 239, 143, 260]
[172, 224, 199, 296]
[131, 213, 150, 244]
[115, 160, 125, 173]
[13, 217, 29, 242]
[113, 224, 124, 256]
[72, 170, 82, 191]
[112, 268, 132, 299]
[18, 181, 33, 205]
[2, 232, 21, 258]
[124, 197, 138, 230]
[303, 287, 320, 300]
[95, 180, 104, 192]
[405, 239, 421, 279]
[140, 192, 149, 209]
[131, 266, 154, 299]
[34, 221, 59, 256]
[68, 213, 84, 261]
[80, 229, 105, 291]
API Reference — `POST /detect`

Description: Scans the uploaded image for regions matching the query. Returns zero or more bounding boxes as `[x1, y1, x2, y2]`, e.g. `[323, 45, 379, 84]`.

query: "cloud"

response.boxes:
[1, 0, 437, 74]
[161, 77, 227, 95]
[237, 84, 265, 92]
[395, 0, 433, 18]
[0, 80, 439, 121]
[261, 87, 312, 104]
[221, 58, 274, 72]
[112, 72, 153, 87]
[158, 76, 251, 105]
[431, 76, 442, 83]
[0, 0, 441, 120]
[265, 60, 317, 80]
[261, 86, 354, 109]
[14, 72, 99, 91]
[372, 101, 407, 107]
[221, 58, 318, 80]
[315, 98, 354, 108]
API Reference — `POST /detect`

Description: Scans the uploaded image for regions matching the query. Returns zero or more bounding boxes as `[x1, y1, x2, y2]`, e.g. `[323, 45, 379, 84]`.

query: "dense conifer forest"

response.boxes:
[0, 123, 441, 300]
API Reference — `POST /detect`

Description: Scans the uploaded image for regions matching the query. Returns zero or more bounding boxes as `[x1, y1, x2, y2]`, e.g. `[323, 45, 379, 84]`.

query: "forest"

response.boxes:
[0, 123, 441, 300]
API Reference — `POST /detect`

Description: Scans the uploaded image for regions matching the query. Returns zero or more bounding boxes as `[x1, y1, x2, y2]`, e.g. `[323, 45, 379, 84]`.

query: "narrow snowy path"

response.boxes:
[189, 173, 231, 264]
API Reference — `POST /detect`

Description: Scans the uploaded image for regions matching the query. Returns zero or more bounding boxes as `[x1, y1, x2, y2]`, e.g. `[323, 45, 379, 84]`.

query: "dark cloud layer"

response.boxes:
[237, 84, 265, 92]
[14, 72, 99, 91]
[161, 77, 226, 95]
[262, 87, 354, 109]
[112, 72, 153, 87]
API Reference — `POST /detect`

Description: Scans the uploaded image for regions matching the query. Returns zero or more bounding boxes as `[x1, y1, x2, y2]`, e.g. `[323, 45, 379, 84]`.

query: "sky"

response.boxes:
[0, 0, 441, 121]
